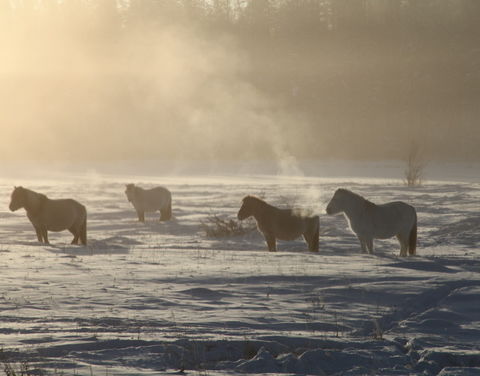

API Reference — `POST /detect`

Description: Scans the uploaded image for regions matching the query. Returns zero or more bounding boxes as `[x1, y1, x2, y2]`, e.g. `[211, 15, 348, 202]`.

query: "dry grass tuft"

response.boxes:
[201, 214, 254, 237]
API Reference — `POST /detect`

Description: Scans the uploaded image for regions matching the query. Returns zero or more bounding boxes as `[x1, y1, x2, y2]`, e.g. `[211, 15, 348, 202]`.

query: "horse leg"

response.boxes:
[137, 210, 145, 223]
[366, 238, 374, 254]
[408, 218, 417, 255]
[42, 228, 50, 245]
[303, 233, 319, 252]
[401, 242, 408, 257]
[303, 230, 319, 252]
[69, 228, 79, 245]
[304, 216, 319, 252]
[358, 237, 367, 253]
[264, 233, 277, 252]
[79, 216, 87, 245]
[397, 234, 408, 257]
[160, 202, 172, 221]
[33, 226, 43, 242]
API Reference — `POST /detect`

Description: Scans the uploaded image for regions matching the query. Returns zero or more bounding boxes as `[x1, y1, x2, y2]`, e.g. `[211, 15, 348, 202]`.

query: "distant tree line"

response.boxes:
[2, 0, 479, 160]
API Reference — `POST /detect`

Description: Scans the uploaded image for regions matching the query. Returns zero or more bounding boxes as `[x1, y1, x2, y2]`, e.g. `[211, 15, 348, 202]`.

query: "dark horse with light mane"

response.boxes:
[9, 186, 87, 245]
[237, 195, 319, 252]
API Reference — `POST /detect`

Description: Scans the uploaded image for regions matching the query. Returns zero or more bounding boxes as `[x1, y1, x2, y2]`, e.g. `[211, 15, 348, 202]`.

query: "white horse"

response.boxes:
[326, 189, 417, 256]
[125, 184, 172, 222]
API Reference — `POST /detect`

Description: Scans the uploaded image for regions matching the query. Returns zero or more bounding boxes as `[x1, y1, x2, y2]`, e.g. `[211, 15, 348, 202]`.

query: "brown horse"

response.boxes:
[9, 186, 87, 245]
[237, 195, 319, 252]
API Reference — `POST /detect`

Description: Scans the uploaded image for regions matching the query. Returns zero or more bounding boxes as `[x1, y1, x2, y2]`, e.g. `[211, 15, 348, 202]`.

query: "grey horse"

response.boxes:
[125, 184, 172, 222]
[326, 188, 417, 256]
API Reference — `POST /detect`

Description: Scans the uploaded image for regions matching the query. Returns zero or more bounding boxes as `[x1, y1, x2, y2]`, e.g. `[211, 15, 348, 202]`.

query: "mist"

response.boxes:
[1, 1, 479, 167]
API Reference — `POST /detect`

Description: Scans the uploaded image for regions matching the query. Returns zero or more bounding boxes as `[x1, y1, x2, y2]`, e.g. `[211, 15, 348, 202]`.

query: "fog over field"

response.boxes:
[1, 0, 479, 164]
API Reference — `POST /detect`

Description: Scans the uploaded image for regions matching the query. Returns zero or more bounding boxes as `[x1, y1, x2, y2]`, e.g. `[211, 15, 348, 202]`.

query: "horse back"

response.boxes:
[372, 201, 416, 238]
[135, 186, 171, 211]
[380, 201, 415, 216]
[38, 198, 86, 231]
[261, 207, 311, 241]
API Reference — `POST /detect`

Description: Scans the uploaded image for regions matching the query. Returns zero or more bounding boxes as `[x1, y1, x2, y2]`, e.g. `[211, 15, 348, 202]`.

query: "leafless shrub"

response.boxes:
[404, 142, 426, 187]
[201, 214, 255, 238]
[1, 357, 31, 376]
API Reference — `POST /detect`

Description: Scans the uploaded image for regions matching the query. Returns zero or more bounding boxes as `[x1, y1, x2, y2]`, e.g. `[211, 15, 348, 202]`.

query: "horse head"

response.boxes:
[237, 195, 260, 220]
[326, 188, 348, 215]
[9, 186, 26, 211]
[125, 184, 136, 202]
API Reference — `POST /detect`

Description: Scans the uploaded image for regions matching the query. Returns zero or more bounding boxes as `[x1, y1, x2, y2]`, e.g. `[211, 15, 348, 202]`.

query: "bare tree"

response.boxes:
[404, 142, 426, 187]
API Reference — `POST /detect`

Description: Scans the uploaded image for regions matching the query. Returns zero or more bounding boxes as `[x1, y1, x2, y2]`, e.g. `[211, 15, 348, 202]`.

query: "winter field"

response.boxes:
[0, 161, 479, 375]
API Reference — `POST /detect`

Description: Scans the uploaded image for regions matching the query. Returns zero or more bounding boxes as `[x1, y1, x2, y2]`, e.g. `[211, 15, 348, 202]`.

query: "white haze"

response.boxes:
[2, 2, 479, 167]
[0, 5, 306, 173]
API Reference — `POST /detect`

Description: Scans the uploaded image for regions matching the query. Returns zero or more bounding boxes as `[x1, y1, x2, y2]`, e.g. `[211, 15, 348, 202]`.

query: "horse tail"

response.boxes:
[408, 212, 417, 255]
[160, 201, 172, 221]
[309, 215, 320, 252]
[80, 209, 87, 245]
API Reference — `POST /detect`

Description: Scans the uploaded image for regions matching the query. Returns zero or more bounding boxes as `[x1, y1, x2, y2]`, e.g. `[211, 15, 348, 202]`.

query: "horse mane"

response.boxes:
[243, 195, 271, 207]
[243, 195, 264, 203]
[16, 187, 48, 213]
[337, 188, 376, 208]
[131, 184, 148, 193]
[19, 187, 48, 201]
[126, 184, 146, 196]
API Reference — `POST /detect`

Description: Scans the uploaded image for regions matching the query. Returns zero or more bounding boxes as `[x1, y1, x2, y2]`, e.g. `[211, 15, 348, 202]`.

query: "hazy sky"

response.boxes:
[0, 2, 301, 166]
[1, 1, 478, 165]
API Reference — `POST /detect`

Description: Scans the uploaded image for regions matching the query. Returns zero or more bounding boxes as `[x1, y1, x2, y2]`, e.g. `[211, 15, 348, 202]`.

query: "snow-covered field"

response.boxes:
[0, 162, 479, 375]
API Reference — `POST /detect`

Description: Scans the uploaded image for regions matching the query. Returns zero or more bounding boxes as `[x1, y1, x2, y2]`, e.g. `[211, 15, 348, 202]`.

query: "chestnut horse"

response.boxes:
[237, 195, 319, 252]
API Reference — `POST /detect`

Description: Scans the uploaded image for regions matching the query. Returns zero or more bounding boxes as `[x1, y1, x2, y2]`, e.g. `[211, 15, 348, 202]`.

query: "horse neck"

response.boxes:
[133, 186, 145, 200]
[342, 193, 368, 220]
[250, 199, 272, 221]
[23, 190, 47, 214]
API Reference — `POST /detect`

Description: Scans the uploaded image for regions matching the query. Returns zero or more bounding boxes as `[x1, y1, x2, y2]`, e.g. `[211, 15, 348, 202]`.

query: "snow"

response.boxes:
[0, 162, 479, 375]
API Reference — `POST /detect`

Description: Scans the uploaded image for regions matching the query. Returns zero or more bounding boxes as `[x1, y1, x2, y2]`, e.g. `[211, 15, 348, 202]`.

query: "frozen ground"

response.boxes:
[0, 161, 479, 375]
